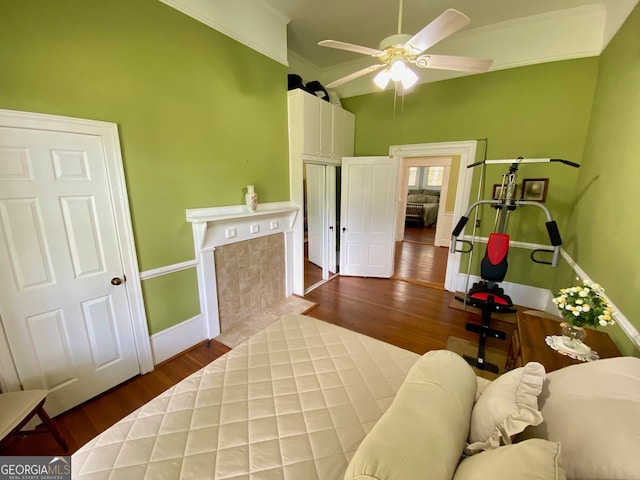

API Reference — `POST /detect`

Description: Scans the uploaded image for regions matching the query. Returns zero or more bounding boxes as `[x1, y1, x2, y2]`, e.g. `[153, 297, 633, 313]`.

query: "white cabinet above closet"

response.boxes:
[288, 89, 355, 163]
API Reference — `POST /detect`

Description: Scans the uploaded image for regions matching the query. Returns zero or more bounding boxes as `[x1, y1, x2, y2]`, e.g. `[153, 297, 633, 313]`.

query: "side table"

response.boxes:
[507, 311, 621, 373]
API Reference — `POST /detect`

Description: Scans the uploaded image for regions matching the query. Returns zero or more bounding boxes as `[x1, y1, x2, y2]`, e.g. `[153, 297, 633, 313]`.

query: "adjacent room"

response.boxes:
[1, 0, 639, 478]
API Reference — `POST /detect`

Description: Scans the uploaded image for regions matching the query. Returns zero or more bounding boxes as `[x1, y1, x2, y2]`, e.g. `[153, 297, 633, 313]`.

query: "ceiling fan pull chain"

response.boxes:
[393, 84, 398, 117]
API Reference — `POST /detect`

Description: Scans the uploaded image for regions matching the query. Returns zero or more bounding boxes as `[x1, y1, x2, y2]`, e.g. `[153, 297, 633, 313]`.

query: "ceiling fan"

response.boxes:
[318, 0, 493, 90]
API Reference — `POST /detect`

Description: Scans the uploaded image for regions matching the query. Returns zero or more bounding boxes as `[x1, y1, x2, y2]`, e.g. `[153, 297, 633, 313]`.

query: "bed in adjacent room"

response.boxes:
[406, 189, 440, 227]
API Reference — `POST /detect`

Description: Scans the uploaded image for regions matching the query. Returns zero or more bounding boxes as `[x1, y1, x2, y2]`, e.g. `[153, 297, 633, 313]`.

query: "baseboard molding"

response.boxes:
[150, 314, 207, 365]
[560, 249, 640, 351]
[456, 274, 552, 311]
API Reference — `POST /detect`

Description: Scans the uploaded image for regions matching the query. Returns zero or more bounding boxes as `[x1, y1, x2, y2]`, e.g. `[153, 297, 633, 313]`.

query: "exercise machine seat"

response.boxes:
[468, 233, 514, 311]
[463, 233, 515, 373]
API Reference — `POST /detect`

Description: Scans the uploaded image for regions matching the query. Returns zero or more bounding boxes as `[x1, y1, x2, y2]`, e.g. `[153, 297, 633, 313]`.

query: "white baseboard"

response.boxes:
[456, 274, 552, 311]
[560, 249, 640, 351]
[150, 314, 207, 365]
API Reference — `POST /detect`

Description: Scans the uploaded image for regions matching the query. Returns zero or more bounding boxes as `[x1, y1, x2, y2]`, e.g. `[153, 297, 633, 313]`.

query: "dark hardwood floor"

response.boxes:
[4, 247, 511, 458]
[304, 257, 323, 289]
[304, 276, 512, 355]
[394, 226, 448, 288]
[403, 225, 436, 244]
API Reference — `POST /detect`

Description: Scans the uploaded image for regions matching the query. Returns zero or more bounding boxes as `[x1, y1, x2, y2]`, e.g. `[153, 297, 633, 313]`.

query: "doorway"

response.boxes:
[393, 159, 451, 287]
[389, 141, 478, 293]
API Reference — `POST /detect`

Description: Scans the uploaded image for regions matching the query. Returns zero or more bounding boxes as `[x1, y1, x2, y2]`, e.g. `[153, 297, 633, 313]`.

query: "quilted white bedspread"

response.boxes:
[72, 314, 419, 479]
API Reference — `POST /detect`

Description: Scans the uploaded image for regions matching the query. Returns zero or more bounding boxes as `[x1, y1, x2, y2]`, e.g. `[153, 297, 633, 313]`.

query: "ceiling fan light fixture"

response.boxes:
[389, 58, 407, 81]
[401, 67, 418, 89]
[373, 69, 391, 89]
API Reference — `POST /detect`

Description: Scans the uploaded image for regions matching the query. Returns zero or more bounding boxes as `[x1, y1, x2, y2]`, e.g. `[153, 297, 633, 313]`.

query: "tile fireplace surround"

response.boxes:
[186, 202, 298, 339]
[214, 234, 285, 334]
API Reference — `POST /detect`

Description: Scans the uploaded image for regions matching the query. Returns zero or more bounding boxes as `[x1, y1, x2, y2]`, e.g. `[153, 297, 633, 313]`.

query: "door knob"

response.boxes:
[111, 276, 125, 286]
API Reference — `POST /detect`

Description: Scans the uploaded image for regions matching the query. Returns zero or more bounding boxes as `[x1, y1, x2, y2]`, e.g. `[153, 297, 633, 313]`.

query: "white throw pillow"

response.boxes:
[454, 439, 566, 480]
[344, 350, 477, 480]
[519, 356, 640, 480]
[467, 362, 545, 453]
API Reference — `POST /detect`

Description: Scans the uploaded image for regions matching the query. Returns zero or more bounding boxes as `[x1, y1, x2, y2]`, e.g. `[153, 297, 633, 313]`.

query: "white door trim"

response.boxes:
[390, 140, 478, 292]
[0, 109, 153, 390]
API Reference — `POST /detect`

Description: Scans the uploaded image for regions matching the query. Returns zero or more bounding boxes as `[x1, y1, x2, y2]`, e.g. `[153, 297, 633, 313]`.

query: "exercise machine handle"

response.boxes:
[531, 249, 557, 265]
[452, 216, 468, 236]
[546, 221, 562, 246]
[450, 216, 473, 254]
[550, 158, 580, 168]
[455, 240, 474, 254]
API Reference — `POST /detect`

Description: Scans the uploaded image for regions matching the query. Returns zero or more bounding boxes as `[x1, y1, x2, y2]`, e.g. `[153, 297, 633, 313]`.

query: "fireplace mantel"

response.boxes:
[186, 201, 299, 339]
[186, 201, 298, 251]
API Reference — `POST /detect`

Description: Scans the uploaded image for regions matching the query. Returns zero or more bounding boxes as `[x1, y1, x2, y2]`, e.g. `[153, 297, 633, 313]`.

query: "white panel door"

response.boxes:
[0, 127, 140, 416]
[340, 156, 398, 277]
[305, 163, 325, 267]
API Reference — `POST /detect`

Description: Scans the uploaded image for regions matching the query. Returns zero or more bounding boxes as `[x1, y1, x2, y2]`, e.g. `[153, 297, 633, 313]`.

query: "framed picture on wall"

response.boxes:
[521, 178, 549, 202]
[492, 184, 516, 200]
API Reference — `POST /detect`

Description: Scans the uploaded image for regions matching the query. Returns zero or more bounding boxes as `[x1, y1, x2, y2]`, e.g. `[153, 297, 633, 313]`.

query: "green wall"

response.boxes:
[0, 0, 289, 334]
[343, 59, 599, 287]
[561, 5, 640, 356]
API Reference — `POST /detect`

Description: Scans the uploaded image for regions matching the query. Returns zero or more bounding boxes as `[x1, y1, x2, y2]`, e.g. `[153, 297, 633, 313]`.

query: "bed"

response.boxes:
[71, 314, 419, 479]
[406, 189, 440, 227]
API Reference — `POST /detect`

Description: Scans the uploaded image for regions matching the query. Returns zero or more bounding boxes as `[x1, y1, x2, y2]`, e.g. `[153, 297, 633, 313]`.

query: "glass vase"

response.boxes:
[561, 322, 587, 349]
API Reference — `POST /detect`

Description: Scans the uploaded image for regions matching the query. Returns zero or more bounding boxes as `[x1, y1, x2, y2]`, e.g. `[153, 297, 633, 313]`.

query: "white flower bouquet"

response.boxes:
[552, 280, 616, 328]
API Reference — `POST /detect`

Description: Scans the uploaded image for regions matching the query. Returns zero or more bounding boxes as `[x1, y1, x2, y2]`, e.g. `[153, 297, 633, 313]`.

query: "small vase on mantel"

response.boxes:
[246, 185, 258, 212]
[561, 322, 587, 349]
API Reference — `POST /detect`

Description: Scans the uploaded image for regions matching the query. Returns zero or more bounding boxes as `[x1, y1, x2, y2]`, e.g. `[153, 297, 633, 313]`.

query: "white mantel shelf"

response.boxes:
[186, 202, 297, 224]
[186, 201, 299, 251]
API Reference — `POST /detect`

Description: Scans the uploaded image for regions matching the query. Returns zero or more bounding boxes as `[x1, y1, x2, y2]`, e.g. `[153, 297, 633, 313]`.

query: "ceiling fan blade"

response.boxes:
[326, 64, 385, 88]
[416, 54, 492, 73]
[318, 40, 383, 57]
[407, 9, 471, 55]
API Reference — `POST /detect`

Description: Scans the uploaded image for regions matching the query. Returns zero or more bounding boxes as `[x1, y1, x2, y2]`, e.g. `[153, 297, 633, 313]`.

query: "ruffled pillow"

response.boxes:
[467, 362, 545, 453]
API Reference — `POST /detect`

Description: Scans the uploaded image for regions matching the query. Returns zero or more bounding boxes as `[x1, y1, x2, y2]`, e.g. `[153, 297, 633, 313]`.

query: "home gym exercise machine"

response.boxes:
[450, 157, 579, 373]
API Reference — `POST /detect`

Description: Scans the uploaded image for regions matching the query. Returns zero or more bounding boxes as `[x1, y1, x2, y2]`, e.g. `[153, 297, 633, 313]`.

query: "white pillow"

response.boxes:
[454, 439, 566, 480]
[467, 362, 545, 453]
[520, 357, 640, 480]
[344, 350, 477, 480]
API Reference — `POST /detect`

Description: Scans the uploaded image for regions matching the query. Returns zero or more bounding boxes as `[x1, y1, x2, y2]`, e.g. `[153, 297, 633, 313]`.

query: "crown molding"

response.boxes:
[158, 0, 290, 66]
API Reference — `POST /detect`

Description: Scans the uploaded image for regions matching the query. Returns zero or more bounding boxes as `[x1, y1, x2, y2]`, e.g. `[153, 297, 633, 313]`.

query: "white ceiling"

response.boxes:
[262, 0, 638, 95]
[264, 0, 635, 68]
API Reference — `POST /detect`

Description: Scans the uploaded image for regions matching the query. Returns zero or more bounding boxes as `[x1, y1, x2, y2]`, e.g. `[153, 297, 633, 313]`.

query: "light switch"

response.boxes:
[270, 221, 279, 230]
[250, 224, 260, 234]
[225, 227, 236, 239]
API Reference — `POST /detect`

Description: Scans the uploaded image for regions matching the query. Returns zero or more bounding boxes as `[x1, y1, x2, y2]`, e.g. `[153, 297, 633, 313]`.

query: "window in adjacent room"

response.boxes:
[407, 166, 418, 187]
[426, 166, 444, 186]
